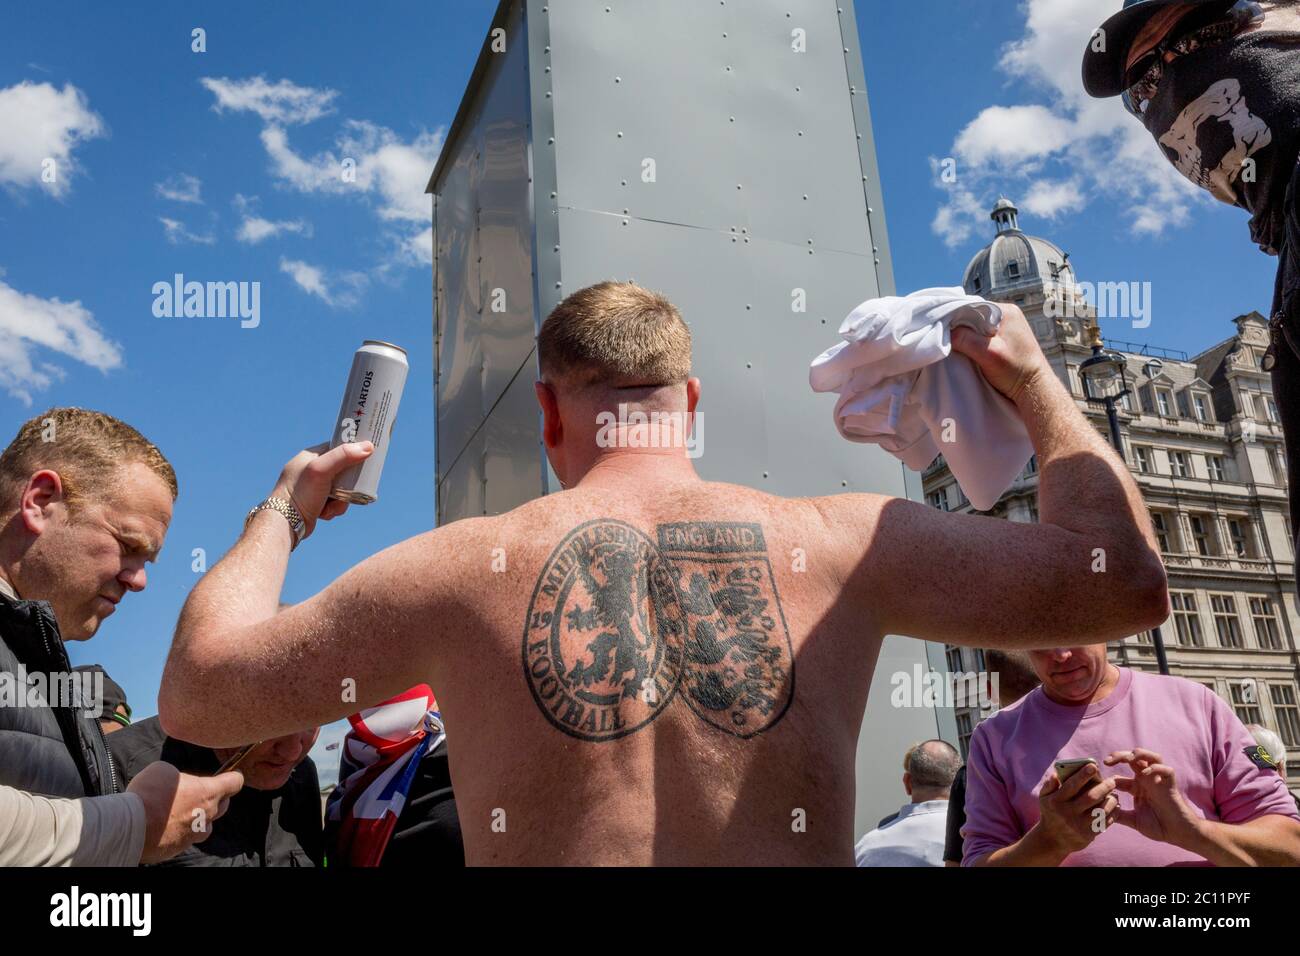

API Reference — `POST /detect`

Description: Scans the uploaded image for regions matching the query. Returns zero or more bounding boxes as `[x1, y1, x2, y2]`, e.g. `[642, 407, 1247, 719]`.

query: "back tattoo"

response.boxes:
[523, 519, 795, 742]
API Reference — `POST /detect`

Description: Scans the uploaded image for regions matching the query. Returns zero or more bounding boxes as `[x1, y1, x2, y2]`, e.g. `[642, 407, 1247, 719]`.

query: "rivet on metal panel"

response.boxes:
[746, 304, 752, 310]
[842, 480, 848, 487]
[556, 282, 562, 289]
[723, 32, 728, 38]
[798, 130, 803, 136]
[726, 66, 732, 72]
[795, 86, 801, 92]
[729, 116, 735, 122]
[868, 206, 874, 213]
[546, 91, 552, 98]
[615, 76, 622, 83]
[803, 194, 808, 200]
[621, 179, 628, 186]
[737, 184, 743, 190]
[744, 238, 750, 243]
[551, 192, 557, 198]
[545, 46, 550, 53]
[545, 66, 551, 73]
[843, 47, 849, 53]
[875, 258, 881, 264]
[554, 245, 560, 252]
[622, 219, 629, 226]
[617, 131, 623, 138]
[747, 362, 753, 368]
[548, 137, 554, 144]
[763, 471, 769, 479]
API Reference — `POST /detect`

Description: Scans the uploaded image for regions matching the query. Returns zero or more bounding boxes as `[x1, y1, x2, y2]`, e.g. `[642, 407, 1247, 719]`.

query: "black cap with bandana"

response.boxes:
[1082, 0, 1237, 97]
[72, 664, 131, 726]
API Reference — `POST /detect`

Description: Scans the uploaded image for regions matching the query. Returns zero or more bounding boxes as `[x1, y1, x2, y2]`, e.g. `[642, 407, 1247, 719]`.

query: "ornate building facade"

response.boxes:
[933, 200, 1300, 798]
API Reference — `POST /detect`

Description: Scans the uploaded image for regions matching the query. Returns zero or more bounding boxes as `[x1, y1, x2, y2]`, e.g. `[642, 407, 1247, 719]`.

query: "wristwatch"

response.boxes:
[245, 497, 306, 551]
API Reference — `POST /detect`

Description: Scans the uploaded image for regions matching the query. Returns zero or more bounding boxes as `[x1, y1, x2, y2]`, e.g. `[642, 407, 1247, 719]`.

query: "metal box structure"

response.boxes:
[427, 0, 956, 841]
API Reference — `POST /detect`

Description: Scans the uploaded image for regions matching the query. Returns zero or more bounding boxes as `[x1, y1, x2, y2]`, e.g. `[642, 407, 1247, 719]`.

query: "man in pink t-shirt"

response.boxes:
[963, 645, 1300, 866]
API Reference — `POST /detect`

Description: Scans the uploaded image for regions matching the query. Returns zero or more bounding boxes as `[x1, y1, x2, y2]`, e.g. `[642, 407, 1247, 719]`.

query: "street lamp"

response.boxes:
[1078, 322, 1171, 676]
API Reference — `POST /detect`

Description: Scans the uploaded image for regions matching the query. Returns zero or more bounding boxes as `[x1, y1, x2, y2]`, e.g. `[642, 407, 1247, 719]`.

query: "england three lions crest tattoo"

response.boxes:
[523, 519, 795, 742]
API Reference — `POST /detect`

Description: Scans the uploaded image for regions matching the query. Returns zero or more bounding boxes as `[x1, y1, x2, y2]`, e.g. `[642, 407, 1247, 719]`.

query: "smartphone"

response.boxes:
[1054, 757, 1098, 783]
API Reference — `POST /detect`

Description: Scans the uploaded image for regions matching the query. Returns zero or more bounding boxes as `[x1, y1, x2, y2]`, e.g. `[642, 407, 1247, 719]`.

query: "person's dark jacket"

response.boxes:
[109, 716, 323, 867]
[375, 736, 463, 867]
[942, 764, 967, 865]
[0, 591, 119, 798]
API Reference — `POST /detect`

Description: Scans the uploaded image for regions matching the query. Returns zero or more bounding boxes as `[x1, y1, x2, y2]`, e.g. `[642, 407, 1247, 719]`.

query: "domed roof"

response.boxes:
[962, 198, 1076, 298]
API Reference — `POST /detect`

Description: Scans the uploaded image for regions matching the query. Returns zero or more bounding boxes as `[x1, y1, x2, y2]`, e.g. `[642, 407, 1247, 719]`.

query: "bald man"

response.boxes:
[160, 281, 1169, 865]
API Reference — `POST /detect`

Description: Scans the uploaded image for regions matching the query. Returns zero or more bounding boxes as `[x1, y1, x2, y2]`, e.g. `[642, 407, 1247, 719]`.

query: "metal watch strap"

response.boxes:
[245, 497, 305, 551]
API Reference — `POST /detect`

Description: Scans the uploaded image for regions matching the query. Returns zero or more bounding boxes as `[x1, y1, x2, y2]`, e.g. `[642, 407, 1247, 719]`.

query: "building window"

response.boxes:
[956, 712, 973, 760]
[1194, 394, 1208, 421]
[972, 648, 986, 672]
[1268, 446, 1284, 485]
[1120, 390, 1135, 413]
[1024, 454, 1038, 477]
[1249, 596, 1282, 649]
[1007, 261, 1020, 279]
[1133, 446, 1152, 473]
[1207, 455, 1226, 481]
[927, 490, 948, 511]
[1028, 503, 1039, 523]
[1227, 518, 1250, 558]
[1157, 390, 1173, 417]
[945, 645, 963, 674]
[1241, 391, 1254, 417]
[972, 276, 982, 293]
[1171, 592, 1203, 647]
[1266, 396, 1279, 423]
[1210, 594, 1243, 648]
[1140, 386, 1155, 414]
[1151, 511, 1171, 552]
[1190, 514, 1213, 555]
[1229, 680, 1263, 725]
[1270, 684, 1300, 749]
[1177, 391, 1191, 417]
[1171, 451, 1190, 478]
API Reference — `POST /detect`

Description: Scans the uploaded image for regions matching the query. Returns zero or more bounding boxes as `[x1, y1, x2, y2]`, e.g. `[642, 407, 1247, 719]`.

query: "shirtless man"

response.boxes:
[160, 281, 1170, 865]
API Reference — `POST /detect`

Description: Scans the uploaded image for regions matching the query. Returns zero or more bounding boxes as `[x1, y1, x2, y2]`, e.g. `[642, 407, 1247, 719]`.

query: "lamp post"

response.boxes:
[1078, 322, 1171, 676]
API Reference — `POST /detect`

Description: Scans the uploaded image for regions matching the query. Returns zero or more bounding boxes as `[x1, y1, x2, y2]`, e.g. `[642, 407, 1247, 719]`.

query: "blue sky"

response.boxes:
[0, 0, 1280, 780]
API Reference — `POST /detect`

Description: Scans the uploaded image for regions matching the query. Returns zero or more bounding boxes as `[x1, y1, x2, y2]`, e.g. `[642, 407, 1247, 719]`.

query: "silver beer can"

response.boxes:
[328, 340, 409, 504]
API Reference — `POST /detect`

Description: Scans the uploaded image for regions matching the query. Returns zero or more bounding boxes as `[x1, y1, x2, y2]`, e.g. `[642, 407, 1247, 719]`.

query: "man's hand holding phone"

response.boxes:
[1030, 758, 1119, 863]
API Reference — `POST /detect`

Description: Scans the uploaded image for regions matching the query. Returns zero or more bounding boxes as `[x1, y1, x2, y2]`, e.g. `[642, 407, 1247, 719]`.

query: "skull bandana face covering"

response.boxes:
[1136, 27, 1300, 255]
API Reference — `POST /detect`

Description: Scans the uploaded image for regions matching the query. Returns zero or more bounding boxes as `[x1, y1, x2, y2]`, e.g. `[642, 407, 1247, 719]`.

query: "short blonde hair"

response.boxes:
[0, 407, 178, 512]
[537, 281, 692, 390]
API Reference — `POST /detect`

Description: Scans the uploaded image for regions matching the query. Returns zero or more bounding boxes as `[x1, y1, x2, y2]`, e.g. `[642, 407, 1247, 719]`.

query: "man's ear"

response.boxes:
[19, 470, 65, 535]
[535, 380, 562, 449]
[686, 377, 701, 415]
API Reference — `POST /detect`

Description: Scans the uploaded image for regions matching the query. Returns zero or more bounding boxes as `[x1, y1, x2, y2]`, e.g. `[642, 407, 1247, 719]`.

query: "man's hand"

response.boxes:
[1106, 748, 1203, 848]
[1032, 763, 1119, 860]
[270, 440, 374, 540]
[127, 761, 245, 864]
[950, 303, 1053, 404]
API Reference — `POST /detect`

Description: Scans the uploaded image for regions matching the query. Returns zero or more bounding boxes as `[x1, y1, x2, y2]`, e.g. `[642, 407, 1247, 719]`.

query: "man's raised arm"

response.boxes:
[159, 442, 475, 748]
[814, 304, 1169, 648]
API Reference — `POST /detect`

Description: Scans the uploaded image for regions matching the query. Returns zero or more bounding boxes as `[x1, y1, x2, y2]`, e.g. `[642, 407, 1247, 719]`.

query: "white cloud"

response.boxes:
[405, 226, 433, 265]
[0, 278, 123, 405]
[0, 81, 105, 197]
[953, 106, 1076, 168]
[159, 217, 215, 245]
[155, 173, 203, 204]
[233, 194, 310, 244]
[260, 120, 441, 223]
[280, 257, 367, 308]
[933, 0, 1210, 246]
[1021, 178, 1087, 218]
[199, 76, 338, 126]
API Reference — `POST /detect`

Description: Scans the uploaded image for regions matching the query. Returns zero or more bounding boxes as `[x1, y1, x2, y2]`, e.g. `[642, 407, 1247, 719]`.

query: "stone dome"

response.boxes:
[962, 198, 1077, 298]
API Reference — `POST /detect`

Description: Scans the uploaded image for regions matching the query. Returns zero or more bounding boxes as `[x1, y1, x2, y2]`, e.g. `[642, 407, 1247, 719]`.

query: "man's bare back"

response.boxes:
[160, 299, 1170, 866]
[425, 484, 879, 865]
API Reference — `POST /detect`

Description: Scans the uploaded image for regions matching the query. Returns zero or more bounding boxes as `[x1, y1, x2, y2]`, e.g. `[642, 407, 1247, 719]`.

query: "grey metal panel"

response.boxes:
[477, 0, 537, 410]
[483, 364, 546, 516]
[439, 429, 487, 523]
[837, 1, 896, 295]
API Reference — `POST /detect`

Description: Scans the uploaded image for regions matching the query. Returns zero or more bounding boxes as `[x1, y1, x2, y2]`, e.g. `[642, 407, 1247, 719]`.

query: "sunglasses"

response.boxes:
[1122, 1, 1266, 119]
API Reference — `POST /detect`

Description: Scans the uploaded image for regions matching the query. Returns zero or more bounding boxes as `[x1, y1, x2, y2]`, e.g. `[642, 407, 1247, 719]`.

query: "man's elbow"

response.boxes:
[1126, 557, 1171, 633]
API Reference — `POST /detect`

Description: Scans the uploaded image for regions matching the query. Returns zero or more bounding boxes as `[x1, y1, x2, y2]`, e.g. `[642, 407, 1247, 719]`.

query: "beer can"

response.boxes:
[328, 340, 409, 504]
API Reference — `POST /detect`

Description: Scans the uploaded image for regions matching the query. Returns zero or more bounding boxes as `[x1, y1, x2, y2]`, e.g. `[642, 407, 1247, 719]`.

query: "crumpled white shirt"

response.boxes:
[809, 287, 1033, 511]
